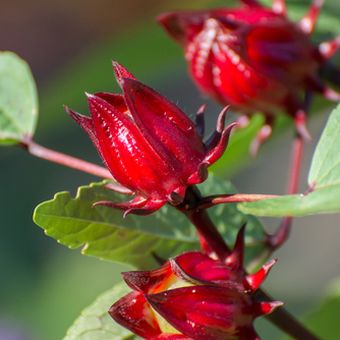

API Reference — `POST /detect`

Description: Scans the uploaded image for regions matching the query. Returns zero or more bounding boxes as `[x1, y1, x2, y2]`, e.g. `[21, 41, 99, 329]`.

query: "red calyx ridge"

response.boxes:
[158, 0, 340, 153]
[109, 227, 282, 339]
[66, 61, 236, 216]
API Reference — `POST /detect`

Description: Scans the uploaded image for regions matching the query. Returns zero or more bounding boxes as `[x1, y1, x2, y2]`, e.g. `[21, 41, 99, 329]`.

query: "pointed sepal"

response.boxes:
[225, 224, 246, 270]
[203, 122, 237, 166]
[254, 300, 284, 316]
[65, 106, 99, 150]
[112, 60, 136, 87]
[93, 196, 165, 217]
[109, 291, 161, 338]
[122, 262, 174, 294]
[244, 259, 277, 292]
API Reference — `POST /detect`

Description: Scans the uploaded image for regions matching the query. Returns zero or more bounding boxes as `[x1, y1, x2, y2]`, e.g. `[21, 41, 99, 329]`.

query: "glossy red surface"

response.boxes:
[67, 62, 235, 215]
[110, 228, 281, 339]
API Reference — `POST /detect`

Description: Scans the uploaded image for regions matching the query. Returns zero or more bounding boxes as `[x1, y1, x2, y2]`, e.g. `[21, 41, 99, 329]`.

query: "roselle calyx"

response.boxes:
[110, 227, 282, 339]
[66, 62, 236, 215]
[158, 0, 340, 152]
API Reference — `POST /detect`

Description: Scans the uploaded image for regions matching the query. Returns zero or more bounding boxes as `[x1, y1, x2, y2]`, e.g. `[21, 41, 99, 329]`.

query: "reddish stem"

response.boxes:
[180, 187, 318, 340]
[269, 90, 312, 251]
[185, 209, 231, 260]
[288, 136, 304, 194]
[268, 135, 304, 250]
[199, 193, 277, 210]
[20, 138, 131, 194]
[22, 138, 111, 178]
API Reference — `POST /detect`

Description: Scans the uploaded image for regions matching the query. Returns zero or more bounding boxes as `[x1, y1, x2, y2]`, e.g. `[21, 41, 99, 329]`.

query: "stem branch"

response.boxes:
[179, 187, 318, 340]
[199, 193, 277, 210]
[186, 209, 231, 260]
[268, 136, 304, 249]
[22, 138, 111, 178]
[20, 138, 132, 194]
[269, 90, 312, 250]
[268, 129, 305, 250]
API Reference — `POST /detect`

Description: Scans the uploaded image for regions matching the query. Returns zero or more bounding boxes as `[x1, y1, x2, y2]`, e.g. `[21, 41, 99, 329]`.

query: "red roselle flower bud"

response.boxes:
[158, 0, 340, 153]
[65, 62, 236, 215]
[110, 227, 282, 339]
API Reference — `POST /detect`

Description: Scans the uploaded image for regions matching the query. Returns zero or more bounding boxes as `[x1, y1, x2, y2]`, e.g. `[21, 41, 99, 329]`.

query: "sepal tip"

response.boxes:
[256, 300, 284, 316]
[245, 259, 277, 292]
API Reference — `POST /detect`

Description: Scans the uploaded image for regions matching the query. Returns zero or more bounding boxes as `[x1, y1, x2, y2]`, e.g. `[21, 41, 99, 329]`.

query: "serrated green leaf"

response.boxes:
[239, 103, 340, 217]
[33, 176, 269, 271]
[0, 51, 38, 144]
[63, 282, 137, 340]
[33, 181, 196, 270]
[303, 279, 340, 340]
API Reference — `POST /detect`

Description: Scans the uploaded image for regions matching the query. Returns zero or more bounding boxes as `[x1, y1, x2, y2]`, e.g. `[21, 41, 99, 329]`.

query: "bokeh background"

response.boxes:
[1, 0, 340, 339]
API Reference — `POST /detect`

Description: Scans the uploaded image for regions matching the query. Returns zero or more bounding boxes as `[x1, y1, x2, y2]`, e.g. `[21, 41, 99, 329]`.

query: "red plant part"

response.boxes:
[66, 62, 236, 215]
[158, 0, 340, 153]
[110, 227, 281, 339]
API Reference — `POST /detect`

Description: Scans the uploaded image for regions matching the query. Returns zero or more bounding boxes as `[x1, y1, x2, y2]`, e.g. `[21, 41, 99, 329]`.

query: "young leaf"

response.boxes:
[239, 103, 340, 217]
[0, 52, 38, 144]
[33, 176, 268, 271]
[63, 282, 137, 340]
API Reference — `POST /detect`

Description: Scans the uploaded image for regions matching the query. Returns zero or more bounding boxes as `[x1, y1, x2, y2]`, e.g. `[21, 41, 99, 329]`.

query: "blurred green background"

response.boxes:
[1, 0, 340, 339]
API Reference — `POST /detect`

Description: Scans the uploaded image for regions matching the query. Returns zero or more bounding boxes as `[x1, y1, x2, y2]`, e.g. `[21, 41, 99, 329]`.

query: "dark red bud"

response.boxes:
[67, 62, 236, 215]
[158, 0, 340, 148]
[110, 228, 281, 338]
[146, 286, 260, 339]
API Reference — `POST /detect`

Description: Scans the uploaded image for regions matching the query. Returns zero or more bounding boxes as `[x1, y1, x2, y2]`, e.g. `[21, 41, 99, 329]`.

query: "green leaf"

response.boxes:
[0, 51, 38, 144]
[239, 103, 340, 217]
[33, 181, 197, 270]
[33, 176, 269, 271]
[303, 279, 340, 340]
[64, 282, 137, 340]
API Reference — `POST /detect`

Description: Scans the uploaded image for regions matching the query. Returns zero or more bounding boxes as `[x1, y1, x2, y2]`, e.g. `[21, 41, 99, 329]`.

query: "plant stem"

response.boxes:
[186, 208, 231, 260]
[268, 89, 312, 251]
[179, 186, 319, 340]
[268, 135, 304, 250]
[199, 193, 277, 209]
[287, 136, 304, 195]
[21, 138, 111, 178]
[20, 138, 131, 194]
[19, 137, 280, 205]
